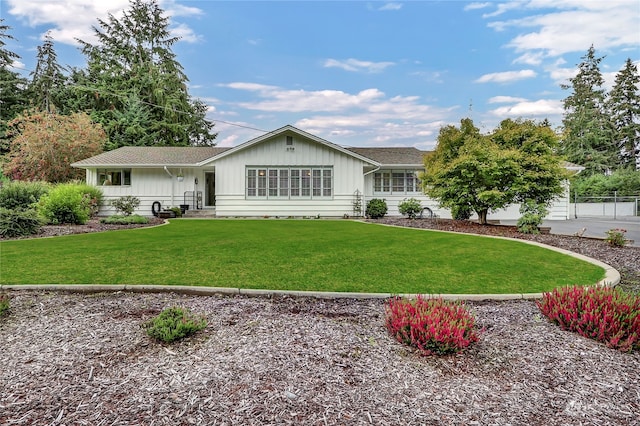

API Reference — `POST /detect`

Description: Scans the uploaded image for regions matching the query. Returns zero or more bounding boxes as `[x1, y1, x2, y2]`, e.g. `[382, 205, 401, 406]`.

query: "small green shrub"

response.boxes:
[385, 296, 480, 355]
[143, 307, 207, 343]
[0, 180, 50, 210]
[605, 228, 628, 247]
[100, 214, 149, 225]
[168, 206, 182, 217]
[538, 285, 639, 352]
[111, 195, 140, 216]
[0, 207, 45, 238]
[517, 201, 548, 234]
[366, 198, 388, 219]
[398, 198, 422, 219]
[451, 204, 472, 220]
[37, 182, 103, 225]
[0, 294, 9, 317]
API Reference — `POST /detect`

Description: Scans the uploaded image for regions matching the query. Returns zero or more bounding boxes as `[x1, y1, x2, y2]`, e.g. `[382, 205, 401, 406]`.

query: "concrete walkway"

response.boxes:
[501, 216, 640, 247]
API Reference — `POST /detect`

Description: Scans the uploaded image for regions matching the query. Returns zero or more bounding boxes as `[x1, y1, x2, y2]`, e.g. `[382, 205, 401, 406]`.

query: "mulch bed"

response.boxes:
[1, 217, 638, 425]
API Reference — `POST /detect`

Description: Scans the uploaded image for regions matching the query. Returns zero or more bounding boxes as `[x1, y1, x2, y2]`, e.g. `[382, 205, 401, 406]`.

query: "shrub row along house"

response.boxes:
[72, 125, 575, 220]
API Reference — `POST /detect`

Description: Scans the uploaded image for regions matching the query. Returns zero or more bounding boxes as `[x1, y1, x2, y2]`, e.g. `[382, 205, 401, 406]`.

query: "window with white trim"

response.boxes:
[373, 170, 420, 194]
[98, 169, 131, 186]
[246, 167, 333, 199]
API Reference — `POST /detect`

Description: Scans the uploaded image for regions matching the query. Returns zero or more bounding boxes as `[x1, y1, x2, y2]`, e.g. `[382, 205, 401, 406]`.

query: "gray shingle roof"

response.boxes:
[345, 147, 427, 165]
[72, 146, 231, 167]
[72, 144, 429, 168]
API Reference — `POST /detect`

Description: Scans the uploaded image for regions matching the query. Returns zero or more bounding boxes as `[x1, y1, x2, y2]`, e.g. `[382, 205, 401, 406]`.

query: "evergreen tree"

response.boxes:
[608, 58, 640, 169]
[0, 19, 20, 69]
[560, 46, 616, 175]
[0, 20, 28, 155]
[76, 0, 216, 149]
[28, 31, 67, 113]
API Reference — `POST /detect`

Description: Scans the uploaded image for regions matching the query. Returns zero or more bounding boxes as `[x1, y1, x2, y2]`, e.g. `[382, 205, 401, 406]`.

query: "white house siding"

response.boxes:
[484, 185, 571, 221]
[361, 171, 445, 217]
[88, 167, 201, 216]
[359, 172, 572, 221]
[209, 134, 368, 217]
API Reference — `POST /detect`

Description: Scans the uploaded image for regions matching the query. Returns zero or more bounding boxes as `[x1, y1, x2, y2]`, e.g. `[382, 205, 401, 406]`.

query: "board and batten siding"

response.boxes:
[87, 167, 201, 216]
[210, 134, 368, 217]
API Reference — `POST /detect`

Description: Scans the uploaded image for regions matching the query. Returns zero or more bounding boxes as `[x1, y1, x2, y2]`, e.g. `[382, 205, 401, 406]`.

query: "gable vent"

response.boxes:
[286, 136, 293, 145]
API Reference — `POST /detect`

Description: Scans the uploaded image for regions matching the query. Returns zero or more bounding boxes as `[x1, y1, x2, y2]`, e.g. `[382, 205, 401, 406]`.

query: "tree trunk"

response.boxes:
[477, 209, 488, 225]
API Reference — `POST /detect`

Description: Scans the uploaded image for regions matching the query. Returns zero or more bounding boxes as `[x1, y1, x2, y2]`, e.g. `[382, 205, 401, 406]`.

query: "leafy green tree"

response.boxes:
[560, 46, 616, 175]
[423, 118, 566, 224]
[572, 168, 640, 198]
[3, 111, 105, 182]
[76, 0, 216, 149]
[28, 31, 67, 113]
[608, 58, 640, 169]
[0, 20, 28, 154]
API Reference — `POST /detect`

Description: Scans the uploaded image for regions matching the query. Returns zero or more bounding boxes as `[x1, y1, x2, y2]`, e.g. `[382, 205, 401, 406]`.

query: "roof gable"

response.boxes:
[206, 125, 379, 166]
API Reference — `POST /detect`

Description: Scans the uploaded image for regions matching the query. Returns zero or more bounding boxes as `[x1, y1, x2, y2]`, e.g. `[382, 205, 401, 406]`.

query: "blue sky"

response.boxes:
[2, 0, 639, 150]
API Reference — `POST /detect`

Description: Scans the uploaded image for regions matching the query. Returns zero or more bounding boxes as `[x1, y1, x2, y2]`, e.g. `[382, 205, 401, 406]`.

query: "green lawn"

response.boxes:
[0, 219, 605, 294]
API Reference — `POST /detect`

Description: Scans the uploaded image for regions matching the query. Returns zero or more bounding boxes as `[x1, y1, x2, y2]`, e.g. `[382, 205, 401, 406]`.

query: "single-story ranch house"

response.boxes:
[72, 125, 577, 220]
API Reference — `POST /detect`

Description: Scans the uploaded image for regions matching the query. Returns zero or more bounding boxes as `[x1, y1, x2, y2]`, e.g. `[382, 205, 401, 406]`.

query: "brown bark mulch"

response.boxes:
[1, 218, 639, 425]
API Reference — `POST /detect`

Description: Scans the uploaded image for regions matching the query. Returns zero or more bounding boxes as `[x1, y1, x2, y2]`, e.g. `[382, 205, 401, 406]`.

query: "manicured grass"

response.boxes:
[0, 219, 605, 294]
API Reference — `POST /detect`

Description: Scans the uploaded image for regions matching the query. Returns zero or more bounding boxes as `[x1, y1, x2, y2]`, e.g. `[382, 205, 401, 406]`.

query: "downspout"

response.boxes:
[163, 166, 175, 207]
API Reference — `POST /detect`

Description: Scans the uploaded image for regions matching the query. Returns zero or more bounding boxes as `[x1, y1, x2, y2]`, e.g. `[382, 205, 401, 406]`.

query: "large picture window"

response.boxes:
[246, 167, 333, 199]
[98, 169, 131, 186]
[373, 170, 420, 194]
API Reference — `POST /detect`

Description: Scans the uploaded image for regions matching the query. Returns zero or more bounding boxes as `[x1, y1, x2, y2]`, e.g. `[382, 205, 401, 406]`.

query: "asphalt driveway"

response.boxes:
[501, 216, 640, 247]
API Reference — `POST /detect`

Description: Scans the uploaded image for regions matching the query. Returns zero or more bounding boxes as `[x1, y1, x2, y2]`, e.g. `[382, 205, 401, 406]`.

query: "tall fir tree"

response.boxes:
[29, 31, 67, 113]
[75, 0, 216, 149]
[560, 45, 616, 175]
[608, 58, 640, 169]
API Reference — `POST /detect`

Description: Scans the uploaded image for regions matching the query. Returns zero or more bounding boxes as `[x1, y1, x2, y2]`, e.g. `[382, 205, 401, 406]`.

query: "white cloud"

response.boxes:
[475, 69, 537, 83]
[9, 59, 26, 71]
[378, 3, 403, 11]
[324, 58, 395, 73]
[162, 0, 204, 17]
[464, 3, 491, 12]
[225, 84, 386, 112]
[222, 82, 454, 149]
[6, 0, 203, 45]
[489, 99, 563, 117]
[488, 96, 529, 104]
[486, 1, 639, 57]
[513, 52, 544, 66]
[171, 23, 202, 43]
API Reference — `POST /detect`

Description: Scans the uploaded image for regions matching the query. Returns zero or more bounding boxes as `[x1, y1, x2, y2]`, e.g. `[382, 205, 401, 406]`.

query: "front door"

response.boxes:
[205, 172, 215, 206]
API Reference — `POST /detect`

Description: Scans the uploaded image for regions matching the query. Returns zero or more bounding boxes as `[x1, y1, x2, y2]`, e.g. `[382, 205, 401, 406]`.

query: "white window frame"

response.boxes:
[246, 167, 333, 199]
[373, 169, 421, 195]
[98, 169, 131, 186]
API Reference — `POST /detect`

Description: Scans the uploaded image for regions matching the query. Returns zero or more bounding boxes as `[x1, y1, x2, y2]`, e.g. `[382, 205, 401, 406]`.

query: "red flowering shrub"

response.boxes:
[537, 285, 640, 352]
[385, 296, 480, 355]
